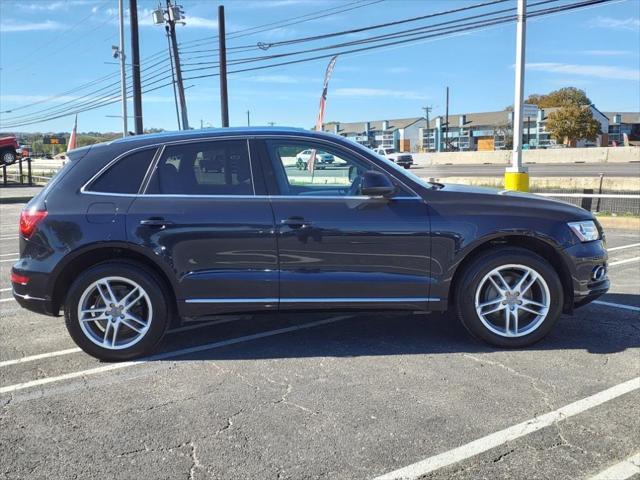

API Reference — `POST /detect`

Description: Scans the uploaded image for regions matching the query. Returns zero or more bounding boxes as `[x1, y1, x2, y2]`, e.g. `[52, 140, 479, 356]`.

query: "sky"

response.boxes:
[0, 0, 639, 134]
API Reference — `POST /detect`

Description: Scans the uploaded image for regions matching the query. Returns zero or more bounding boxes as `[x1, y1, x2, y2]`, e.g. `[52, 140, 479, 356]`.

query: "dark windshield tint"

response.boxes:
[88, 148, 157, 194]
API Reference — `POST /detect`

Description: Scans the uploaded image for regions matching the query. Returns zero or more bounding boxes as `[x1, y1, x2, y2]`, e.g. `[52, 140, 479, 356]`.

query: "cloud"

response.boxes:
[526, 62, 639, 81]
[0, 20, 62, 33]
[588, 16, 640, 31]
[385, 67, 411, 74]
[333, 88, 429, 100]
[17, 1, 66, 11]
[579, 49, 633, 56]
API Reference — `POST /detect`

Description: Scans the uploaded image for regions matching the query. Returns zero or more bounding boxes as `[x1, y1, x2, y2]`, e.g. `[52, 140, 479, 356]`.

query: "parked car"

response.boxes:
[296, 149, 334, 170]
[374, 146, 413, 169]
[12, 127, 609, 361]
[0, 135, 19, 165]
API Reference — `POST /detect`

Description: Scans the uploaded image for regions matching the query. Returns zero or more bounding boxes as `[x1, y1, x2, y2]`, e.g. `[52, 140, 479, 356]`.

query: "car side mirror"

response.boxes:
[360, 170, 396, 197]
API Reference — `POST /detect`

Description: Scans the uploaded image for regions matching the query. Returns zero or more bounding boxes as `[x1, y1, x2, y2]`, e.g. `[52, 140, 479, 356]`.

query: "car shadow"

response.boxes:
[149, 293, 640, 362]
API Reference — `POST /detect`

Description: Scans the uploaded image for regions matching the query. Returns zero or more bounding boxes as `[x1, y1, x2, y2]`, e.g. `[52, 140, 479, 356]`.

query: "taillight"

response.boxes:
[19, 209, 47, 238]
[11, 271, 29, 286]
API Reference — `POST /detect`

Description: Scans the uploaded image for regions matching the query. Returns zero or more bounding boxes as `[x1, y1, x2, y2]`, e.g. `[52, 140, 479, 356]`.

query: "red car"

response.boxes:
[0, 135, 19, 165]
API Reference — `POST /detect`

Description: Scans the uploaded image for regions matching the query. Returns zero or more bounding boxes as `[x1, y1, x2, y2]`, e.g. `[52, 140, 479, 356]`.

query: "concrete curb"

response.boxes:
[596, 216, 640, 230]
[0, 196, 34, 204]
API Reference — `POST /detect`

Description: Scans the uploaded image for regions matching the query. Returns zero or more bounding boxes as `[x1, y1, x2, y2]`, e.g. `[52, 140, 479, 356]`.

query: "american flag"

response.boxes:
[308, 55, 338, 173]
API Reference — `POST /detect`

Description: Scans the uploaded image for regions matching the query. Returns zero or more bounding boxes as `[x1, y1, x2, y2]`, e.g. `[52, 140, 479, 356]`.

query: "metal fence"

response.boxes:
[531, 187, 640, 215]
[1, 158, 34, 186]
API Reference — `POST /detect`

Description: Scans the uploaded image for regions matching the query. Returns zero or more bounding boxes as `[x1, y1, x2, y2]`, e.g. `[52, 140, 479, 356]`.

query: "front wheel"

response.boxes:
[64, 261, 170, 361]
[455, 247, 563, 348]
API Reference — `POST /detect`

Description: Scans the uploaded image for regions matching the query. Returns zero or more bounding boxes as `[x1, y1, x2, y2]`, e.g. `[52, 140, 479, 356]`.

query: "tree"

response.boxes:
[525, 87, 591, 108]
[545, 104, 601, 146]
[493, 121, 513, 150]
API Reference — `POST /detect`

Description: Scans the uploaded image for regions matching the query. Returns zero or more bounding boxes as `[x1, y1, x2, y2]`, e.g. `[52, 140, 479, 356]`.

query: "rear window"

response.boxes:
[87, 148, 157, 194]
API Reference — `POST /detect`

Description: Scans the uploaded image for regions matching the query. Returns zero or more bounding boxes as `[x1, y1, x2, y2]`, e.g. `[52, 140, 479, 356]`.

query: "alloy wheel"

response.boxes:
[77, 276, 153, 350]
[474, 264, 550, 338]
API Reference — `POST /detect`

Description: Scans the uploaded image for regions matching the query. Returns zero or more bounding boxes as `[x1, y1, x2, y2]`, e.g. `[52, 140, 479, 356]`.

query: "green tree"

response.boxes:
[525, 87, 591, 108]
[545, 104, 601, 146]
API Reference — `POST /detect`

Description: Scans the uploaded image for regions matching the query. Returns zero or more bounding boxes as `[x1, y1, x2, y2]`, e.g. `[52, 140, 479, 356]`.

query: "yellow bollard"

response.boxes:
[504, 171, 530, 192]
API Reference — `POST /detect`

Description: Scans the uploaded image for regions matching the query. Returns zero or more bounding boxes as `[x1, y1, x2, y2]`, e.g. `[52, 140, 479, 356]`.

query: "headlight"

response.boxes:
[568, 220, 599, 242]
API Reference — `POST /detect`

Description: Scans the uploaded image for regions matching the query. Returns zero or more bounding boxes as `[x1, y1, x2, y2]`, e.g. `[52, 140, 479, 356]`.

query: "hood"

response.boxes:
[437, 183, 594, 221]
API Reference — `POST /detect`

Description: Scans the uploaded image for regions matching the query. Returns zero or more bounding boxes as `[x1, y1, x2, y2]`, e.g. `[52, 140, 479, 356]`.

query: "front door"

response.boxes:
[127, 138, 278, 318]
[259, 138, 433, 311]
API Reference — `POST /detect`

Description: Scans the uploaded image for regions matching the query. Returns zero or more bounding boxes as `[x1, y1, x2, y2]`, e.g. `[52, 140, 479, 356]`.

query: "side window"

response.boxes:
[266, 141, 371, 197]
[146, 140, 253, 195]
[88, 148, 157, 194]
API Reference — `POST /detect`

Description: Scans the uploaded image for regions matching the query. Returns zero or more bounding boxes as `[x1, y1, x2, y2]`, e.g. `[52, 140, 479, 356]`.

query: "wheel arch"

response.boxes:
[50, 242, 178, 315]
[447, 234, 574, 313]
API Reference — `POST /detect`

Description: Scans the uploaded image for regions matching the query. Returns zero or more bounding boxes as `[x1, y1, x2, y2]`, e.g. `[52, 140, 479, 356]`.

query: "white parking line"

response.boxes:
[589, 452, 640, 480]
[0, 287, 11, 292]
[0, 258, 18, 263]
[609, 256, 640, 267]
[0, 297, 15, 303]
[0, 316, 248, 369]
[0, 252, 18, 257]
[593, 300, 640, 313]
[608, 243, 640, 252]
[0, 315, 352, 394]
[374, 377, 640, 480]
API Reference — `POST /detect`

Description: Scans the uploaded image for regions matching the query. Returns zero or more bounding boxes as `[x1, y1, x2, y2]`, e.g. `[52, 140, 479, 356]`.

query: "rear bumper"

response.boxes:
[13, 290, 57, 316]
[11, 266, 59, 316]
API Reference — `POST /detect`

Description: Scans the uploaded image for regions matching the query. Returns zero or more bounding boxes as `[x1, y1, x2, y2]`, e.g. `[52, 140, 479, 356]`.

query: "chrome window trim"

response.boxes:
[80, 145, 161, 196]
[77, 193, 421, 200]
[139, 144, 165, 194]
[80, 134, 423, 200]
[185, 297, 438, 304]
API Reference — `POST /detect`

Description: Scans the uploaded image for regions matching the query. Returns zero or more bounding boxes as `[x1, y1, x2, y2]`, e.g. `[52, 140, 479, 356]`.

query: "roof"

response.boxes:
[109, 126, 308, 144]
[322, 117, 425, 135]
[603, 112, 640, 124]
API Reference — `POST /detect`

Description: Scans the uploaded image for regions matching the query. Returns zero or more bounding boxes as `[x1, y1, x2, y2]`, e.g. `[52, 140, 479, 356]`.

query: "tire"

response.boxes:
[1, 150, 16, 165]
[455, 247, 563, 348]
[64, 261, 170, 361]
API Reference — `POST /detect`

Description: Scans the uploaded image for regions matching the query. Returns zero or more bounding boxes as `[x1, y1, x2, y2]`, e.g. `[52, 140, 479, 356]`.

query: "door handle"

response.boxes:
[140, 218, 173, 228]
[281, 217, 312, 229]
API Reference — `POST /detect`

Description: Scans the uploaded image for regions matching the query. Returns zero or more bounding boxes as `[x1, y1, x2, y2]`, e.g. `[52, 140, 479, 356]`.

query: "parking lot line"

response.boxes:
[608, 243, 640, 252]
[374, 377, 640, 480]
[609, 256, 640, 267]
[0, 314, 352, 395]
[0, 348, 82, 368]
[0, 317, 247, 369]
[0, 297, 15, 303]
[0, 258, 18, 263]
[0, 287, 11, 292]
[593, 300, 640, 312]
[589, 452, 640, 480]
[0, 252, 18, 257]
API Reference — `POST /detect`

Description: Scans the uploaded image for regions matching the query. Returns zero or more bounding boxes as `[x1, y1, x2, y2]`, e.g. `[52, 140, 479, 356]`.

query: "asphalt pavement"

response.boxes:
[0, 201, 638, 480]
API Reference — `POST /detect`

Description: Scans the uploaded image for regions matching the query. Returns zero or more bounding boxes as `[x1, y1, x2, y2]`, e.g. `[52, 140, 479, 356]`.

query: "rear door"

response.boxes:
[126, 138, 278, 318]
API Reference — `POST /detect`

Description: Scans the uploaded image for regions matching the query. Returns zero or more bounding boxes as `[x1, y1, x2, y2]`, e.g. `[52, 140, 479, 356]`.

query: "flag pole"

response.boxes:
[309, 55, 338, 177]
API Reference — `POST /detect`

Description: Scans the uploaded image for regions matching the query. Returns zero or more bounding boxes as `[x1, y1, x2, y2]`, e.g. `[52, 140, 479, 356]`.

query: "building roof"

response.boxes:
[603, 112, 640, 124]
[323, 117, 425, 135]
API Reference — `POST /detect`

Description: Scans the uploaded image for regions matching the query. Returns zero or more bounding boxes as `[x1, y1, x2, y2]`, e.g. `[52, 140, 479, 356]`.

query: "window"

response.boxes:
[266, 141, 374, 197]
[88, 148, 157, 194]
[146, 140, 253, 195]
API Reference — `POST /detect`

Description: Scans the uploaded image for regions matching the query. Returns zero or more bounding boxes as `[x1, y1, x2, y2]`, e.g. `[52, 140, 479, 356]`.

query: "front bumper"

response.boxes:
[563, 239, 609, 309]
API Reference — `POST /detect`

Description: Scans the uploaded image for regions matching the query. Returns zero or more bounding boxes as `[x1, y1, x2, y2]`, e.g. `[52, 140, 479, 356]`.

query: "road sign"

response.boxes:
[522, 103, 539, 118]
[43, 136, 66, 145]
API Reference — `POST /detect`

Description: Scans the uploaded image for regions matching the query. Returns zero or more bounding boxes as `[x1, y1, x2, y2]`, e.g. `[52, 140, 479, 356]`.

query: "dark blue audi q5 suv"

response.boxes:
[12, 128, 609, 360]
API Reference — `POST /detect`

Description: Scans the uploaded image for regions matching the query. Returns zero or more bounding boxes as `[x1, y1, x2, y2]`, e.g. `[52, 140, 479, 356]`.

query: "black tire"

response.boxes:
[1, 149, 16, 165]
[455, 247, 563, 348]
[64, 261, 170, 361]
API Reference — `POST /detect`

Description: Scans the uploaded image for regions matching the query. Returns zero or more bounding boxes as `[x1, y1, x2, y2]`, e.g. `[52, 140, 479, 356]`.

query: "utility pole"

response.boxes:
[130, 0, 143, 134]
[246, 110, 250, 127]
[506, 0, 529, 191]
[444, 87, 449, 152]
[218, 5, 229, 127]
[154, 1, 189, 129]
[422, 106, 432, 151]
[165, 25, 181, 130]
[117, 0, 128, 137]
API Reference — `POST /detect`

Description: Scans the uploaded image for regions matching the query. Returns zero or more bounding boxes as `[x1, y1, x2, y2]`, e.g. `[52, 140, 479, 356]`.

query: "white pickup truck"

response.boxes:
[374, 147, 413, 169]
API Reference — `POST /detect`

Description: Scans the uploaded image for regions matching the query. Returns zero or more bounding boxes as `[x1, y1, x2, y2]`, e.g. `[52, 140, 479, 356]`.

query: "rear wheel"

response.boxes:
[64, 262, 169, 361]
[455, 248, 563, 348]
